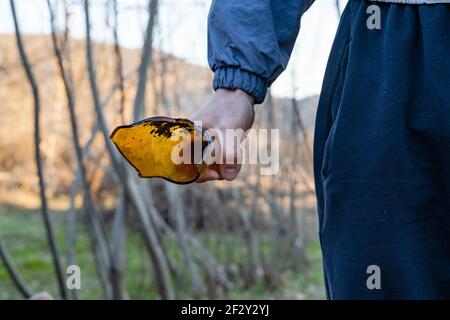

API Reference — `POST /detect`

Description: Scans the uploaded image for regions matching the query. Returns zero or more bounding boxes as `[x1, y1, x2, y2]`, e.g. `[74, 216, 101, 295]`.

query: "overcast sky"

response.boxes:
[0, 0, 347, 100]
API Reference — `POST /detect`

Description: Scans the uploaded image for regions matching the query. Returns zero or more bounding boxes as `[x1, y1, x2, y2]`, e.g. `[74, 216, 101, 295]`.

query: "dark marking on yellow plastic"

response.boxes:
[110, 116, 210, 184]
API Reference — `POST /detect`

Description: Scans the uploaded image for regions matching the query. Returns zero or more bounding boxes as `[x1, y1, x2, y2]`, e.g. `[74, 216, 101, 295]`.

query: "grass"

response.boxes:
[0, 204, 325, 300]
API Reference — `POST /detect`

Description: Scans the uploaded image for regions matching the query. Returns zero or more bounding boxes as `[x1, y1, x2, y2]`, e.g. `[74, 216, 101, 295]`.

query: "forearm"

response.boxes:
[208, 0, 315, 103]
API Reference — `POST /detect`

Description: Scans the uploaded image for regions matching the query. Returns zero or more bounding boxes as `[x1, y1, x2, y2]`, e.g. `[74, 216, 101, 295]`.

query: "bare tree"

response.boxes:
[110, 0, 127, 123]
[47, 0, 114, 299]
[336, 0, 342, 18]
[84, 0, 174, 299]
[111, 192, 127, 299]
[109, 3, 128, 298]
[9, 0, 67, 300]
[133, 0, 159, 121]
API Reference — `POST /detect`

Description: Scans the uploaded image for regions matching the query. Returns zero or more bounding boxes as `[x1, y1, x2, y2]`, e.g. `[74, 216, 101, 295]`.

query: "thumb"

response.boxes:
[219, 142, 242, 181]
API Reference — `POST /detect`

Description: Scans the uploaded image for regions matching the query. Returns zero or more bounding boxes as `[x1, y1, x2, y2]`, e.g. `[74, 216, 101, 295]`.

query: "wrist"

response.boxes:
[208, 88, 255, 131]
[215, 88, 255, 106]
[212, 67, 267, 104]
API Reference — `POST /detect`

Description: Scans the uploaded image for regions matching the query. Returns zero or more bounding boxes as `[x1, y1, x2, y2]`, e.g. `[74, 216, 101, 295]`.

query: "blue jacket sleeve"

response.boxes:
[208, 0, 315, 104]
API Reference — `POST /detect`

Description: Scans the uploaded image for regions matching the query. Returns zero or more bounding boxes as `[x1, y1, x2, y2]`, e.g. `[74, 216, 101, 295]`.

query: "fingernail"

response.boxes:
[223, 166, 237, 179]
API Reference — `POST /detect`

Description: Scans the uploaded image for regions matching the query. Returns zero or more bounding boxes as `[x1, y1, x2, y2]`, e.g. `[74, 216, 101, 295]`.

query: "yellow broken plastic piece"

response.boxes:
[110, 116, 210, 184]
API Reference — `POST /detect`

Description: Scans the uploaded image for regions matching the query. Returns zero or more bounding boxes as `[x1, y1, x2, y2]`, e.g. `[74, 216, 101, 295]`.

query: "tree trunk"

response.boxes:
[133, 0, 159, 121]
[10, 0, 67, 300]
[48, 0, 113, 299]
[84, 0, 174, 299]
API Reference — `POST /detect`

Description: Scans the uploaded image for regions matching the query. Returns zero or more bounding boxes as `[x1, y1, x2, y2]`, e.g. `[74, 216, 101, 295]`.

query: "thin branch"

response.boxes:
[0, 237, 34, 299]
[84, 0, 174, 299]
[111, 191, 127, 300]
[47, 0, 113, 299]
[66, 173, 79, 300]
[111, 0, 126, 123]
[133, 0, 159, 121]
[9, 0, 67, 300]
[335, 0, 342, 18]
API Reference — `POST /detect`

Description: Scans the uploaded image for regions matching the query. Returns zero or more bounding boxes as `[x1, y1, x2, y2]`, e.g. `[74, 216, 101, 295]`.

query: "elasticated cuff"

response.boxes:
[212, 67, 268, 104]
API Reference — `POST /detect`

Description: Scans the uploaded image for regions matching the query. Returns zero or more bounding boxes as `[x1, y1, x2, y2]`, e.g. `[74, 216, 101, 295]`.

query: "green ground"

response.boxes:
[0, 204, 325, 299]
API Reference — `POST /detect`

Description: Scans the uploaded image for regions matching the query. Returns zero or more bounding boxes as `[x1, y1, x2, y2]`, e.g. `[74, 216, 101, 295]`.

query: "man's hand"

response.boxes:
[190, 88, 255, 182]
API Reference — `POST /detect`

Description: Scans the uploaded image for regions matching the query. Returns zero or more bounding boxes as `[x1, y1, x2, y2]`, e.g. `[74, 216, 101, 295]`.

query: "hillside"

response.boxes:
[0, 34, 318, 208]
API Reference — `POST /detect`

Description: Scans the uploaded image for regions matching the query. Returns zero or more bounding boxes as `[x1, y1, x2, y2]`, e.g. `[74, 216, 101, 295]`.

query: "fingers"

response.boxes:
[197, 154, 242, 183]
[196, 159, 242, 183]
[196, 166, 221, 183]
[201, 133, 243, 182]
[196, 164, 241, 183]
[219, 143, 242, 181]
[220, 163, 241, 181]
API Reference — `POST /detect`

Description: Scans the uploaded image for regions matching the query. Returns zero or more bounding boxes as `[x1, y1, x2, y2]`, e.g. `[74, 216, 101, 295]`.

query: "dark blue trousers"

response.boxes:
[314, 0, 450, 299]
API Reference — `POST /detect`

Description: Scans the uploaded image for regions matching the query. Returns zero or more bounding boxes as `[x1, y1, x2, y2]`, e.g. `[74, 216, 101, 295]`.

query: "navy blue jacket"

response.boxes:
[208, 0, 315, 103]
[208, 0, 449, 104]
